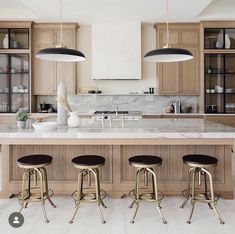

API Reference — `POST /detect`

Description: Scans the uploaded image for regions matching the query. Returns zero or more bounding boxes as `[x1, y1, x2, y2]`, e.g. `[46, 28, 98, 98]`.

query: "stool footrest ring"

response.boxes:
[128, 188, 164, 202]
[17, 187, 54, 205]
[182, 188, 219, 204]
[71, 188, 106, 204]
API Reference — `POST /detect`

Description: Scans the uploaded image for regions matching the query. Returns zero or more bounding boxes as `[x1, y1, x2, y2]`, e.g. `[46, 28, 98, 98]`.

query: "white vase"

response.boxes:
[57, 82, 68, 125]
[225, 34, 231, 49]
[68, 112, 80, 128]
[3, 34, 9, 48]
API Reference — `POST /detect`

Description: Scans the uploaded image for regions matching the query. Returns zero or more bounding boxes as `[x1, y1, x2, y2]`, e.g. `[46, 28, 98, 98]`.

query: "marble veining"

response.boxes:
[0, 119, 235, 139]
[37, 95, 198, 114]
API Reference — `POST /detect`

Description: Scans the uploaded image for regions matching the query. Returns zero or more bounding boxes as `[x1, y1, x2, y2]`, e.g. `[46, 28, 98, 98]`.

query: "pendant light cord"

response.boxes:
[165, 0, 170, 48]
[59, 0, 63, 47]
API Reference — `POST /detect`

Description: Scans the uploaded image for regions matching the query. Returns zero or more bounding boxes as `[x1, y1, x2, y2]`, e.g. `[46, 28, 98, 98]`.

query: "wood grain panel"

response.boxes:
[10, 145, 112, 183]
[120, 145, 227, 183]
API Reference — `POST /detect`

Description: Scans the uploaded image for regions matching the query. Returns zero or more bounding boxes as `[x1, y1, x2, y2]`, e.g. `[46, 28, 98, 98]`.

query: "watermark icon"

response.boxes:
[8, 212, 24, 228]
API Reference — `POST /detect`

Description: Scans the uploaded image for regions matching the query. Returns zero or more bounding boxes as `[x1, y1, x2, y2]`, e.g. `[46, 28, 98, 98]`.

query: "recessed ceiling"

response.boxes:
[0, 0, 214, 24]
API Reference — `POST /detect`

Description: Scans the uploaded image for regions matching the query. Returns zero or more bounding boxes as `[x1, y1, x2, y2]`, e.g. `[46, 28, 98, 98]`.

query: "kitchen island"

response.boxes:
[0, 119, 234, 198]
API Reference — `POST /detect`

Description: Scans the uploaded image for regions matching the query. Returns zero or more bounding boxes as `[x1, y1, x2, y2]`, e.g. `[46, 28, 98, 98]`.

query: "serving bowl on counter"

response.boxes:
[32, 122, 57, 131]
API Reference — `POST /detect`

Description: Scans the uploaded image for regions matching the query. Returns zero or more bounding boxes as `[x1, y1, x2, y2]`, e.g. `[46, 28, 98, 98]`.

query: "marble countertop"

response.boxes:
[0, 119, 235, 139]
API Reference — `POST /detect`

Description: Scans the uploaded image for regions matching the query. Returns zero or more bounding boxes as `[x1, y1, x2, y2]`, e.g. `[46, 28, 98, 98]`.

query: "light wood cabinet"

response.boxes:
[156, 23, 200, 95]
[180, 47, 200, 94]
[159, 62, 180, 94]
[33, 23, 78, 95]
[205, 115, 235, 128]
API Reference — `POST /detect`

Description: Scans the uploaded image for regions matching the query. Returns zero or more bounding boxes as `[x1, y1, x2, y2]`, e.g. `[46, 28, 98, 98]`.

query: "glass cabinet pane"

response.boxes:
[205, 94, 224, 113]
[10, 54, 29, 112]
[0, 29, 9, 49]
[204, 28, 224, 49]
[225, 54, 235, 73]
[205, 74, 224, 94]
[224, 29, 235, 49]
[205, 54, 224, 74]
[9, 29, 29, 49]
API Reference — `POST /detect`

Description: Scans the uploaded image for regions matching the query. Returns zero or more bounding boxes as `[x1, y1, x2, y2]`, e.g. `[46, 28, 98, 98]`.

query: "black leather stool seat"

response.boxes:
[129, 155, 162, 166]
[72, 155, 105, 166]
[17, 154, 53, 166]
[183, 154, 218, 166]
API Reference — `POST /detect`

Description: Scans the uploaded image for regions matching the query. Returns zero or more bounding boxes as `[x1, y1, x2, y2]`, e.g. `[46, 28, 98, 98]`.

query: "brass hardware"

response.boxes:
[129, 165, 167, 224]
[17, 165, 56, 223]
[181, 163, 225, 224]
[69, 165, 107, 224]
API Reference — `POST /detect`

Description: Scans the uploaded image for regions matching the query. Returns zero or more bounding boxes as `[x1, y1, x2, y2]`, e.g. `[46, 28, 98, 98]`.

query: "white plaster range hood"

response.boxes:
[91, 21, 141, 80]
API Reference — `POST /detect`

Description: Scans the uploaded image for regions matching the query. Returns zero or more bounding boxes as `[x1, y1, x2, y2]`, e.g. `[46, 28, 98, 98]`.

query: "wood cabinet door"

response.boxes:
[54, 30, 75, 48]
[180, 31, 199, 46]
[159, 30, 179, 47]
[34, 30, 54, 46]
[33, 47, 55, 95]
[56, 62, 76, 94]
[159, 62, 180, 94]
[180, 47, 200, 95]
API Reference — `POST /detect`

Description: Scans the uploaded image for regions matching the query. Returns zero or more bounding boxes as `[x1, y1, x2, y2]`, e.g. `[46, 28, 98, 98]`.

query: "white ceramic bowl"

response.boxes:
[32, 122, 57, 131]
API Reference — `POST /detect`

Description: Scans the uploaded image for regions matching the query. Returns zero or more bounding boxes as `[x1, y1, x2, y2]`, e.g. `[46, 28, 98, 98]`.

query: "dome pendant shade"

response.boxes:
[36, 47, 86, 62]
[144, 48, 193, 62]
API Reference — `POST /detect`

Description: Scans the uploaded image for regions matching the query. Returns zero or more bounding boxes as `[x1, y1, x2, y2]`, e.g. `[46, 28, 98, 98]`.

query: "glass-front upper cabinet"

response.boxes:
[0, 28, 29, 49]
[205, 53, 235, 113]
[0, 54, 10, 112]
[0, 54, 29, 113]
[204, 28, 235, 49]
[205, 55, 224, 113]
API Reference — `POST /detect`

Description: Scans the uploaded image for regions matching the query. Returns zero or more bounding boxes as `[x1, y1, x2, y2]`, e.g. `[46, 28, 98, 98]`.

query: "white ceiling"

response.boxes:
[0, 0, 234, 24]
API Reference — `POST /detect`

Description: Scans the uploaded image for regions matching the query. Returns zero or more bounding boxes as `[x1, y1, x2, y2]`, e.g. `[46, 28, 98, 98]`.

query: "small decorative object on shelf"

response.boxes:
[3, 34, 8, 48]
[16, 109, 29, 129]
[225, 34, 231, 49]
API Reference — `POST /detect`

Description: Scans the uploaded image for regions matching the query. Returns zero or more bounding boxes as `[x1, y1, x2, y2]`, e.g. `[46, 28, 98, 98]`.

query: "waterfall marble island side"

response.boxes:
[0, 119, 234, 198]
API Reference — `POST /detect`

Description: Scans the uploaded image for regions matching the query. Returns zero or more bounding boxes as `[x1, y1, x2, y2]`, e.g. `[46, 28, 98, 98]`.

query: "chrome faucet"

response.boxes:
[114, 104, 119, 117]
[173, 101, 181, 114]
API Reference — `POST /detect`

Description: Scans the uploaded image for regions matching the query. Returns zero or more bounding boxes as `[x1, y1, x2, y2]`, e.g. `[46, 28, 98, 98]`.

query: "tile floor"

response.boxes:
[0, 195, 235, 234]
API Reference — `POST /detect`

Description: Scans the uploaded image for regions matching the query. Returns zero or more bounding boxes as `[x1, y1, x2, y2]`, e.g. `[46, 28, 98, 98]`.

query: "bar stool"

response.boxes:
[180, 154, 224, 224]
[128, 155, 167, 224]
[17, 154, 56, 223]
[69, 155, 107, 224]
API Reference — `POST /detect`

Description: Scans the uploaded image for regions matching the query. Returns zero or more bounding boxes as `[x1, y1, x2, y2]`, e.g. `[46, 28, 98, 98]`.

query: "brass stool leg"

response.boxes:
[203, 172, 213, 209]
[35, 168, 49, 223]
[129, 168, 142, 209]
[202, 168, 225, 224]
[69, 170, 83, 224]
[34, 170, 37, 186]
[147, 168, 167, 224]
[180, 167, 194, 209]
[130, 168, 141, 224]
[41, 167, 56, 208]
[144, 170, 148, 187]
[187, 168, 197, 224]
[19, 171, 28, 213]
[90, 168, 106, 224]
[95, 168, 107, 208]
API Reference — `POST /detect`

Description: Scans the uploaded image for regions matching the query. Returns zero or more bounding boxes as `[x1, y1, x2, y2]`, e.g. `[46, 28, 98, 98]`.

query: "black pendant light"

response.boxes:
[36, 0, 85, 62]
[144, 0, 193, 63]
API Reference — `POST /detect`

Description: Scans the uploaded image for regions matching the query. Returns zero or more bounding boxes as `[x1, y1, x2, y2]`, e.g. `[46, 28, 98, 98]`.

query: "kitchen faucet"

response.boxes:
[114, 104, 119, 117]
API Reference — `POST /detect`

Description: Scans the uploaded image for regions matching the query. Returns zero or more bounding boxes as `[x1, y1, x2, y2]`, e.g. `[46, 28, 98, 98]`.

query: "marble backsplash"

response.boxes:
[37, 95, 199, 114]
